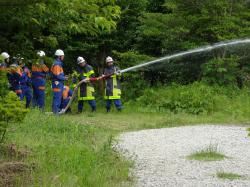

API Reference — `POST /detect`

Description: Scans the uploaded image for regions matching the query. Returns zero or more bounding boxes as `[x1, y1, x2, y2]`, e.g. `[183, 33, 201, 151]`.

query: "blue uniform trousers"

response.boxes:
[32, 78, 46, 109]
[78, 100, 96, 112]
[106, 99, 122, 111]
[52, 81, 64, 114]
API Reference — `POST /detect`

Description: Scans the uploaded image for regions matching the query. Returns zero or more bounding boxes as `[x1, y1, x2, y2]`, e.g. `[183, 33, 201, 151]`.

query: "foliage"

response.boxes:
[136, 82, 250, 115]
[201, 56, 240, 86]
[114, 0, 148, 51]
[0, 92, 28, 142]
[0, 0, 121, 68]
[0, 71, 9, 97]
[0, 69, 28, 143]
[137, 82, 215, 114]
[133, 0, 250, 86]
[112, 50, 153, 100]
[1, 0, 250, 87]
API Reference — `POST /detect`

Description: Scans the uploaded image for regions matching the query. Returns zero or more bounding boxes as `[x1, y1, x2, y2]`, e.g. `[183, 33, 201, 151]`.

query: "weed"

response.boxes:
[187, 144, 227, 161]
[216, 171, 244, 180]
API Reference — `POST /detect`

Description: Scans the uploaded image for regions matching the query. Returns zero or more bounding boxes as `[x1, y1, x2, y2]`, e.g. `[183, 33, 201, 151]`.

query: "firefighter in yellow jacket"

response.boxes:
[103, 56, 122, 112]
[72, 57, 96, 112]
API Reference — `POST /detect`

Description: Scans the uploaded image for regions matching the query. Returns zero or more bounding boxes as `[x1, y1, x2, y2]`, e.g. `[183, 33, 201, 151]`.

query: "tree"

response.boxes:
[0, 0, 121, 71]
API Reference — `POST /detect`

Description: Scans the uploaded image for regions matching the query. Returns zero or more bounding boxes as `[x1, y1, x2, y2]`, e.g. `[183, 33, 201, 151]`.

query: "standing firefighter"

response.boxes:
[103, 56, 122, 112]
[51, 49, 66, 114]
[2, 53, 23, 99]
[73, 57, 96, 112]
[31, 51, 49, 109]
[18, 56, 32, 108]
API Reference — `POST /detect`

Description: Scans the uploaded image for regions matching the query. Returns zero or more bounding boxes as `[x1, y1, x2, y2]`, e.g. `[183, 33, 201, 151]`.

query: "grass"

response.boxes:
[1, 111, 134, 187]
[1, 103, 250, 186]
[247, 128, 250, 136]
[216, 171, 244, 180]
[187, 144, 227, 161]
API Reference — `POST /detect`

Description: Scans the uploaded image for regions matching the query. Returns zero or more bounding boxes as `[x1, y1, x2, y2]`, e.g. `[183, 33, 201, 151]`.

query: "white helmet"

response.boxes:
[37, 50, 45, 57]
[77, 56, 85, 64]
[55, 49, 64, 56]
[106, 56, 113, 63]
[1, 52, 10, 60]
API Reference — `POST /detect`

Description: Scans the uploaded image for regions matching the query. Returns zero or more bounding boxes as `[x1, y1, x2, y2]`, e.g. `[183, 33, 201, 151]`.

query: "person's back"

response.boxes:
[19, 58, 32, 108]
[31, 51, 49, 109]
[8, 63, 23, 99]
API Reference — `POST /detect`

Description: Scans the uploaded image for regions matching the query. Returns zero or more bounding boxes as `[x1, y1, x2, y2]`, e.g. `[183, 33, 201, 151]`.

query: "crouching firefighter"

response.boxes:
[73, 57, 96, 112]
[60, 85, 73, 113]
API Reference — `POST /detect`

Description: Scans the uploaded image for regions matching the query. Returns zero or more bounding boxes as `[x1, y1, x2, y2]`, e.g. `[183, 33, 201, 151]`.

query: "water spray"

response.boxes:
[120, 39, 250, 73]
[59, 38, 250, 114]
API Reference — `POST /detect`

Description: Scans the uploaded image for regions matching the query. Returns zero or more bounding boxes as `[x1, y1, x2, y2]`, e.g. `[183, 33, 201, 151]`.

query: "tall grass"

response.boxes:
[2, 82, 250, 186]
[135, 82, 250, 118]
[7, 111, 132, 187]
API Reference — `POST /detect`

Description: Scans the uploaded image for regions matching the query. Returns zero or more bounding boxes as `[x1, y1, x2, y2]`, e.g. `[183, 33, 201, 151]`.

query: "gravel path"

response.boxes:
[116, 125, 250, 187]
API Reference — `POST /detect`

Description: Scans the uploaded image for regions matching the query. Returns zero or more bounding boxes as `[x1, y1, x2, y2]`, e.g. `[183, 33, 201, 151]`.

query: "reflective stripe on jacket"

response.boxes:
[73, 64, 95, 101]
[51, 59, 65, 81]
[32, 60, 49, 78]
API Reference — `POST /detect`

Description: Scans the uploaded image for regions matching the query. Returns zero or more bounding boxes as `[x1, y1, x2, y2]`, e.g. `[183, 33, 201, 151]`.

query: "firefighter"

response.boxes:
[60, 85, 73, 113]
[7, 62, 23, 99]
[18, 56, 32, 108]
[1, 52, 22, 98]
[0, 52, 10, 70]
[51, 49, 66, 114]
[31, 51, 49, 110]
[103, 56, 122, 112]
[73, 56, 96, 112]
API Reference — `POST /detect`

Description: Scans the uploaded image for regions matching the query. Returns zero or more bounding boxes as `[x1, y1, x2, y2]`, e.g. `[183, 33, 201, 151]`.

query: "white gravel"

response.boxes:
[115, 125, 250, 187]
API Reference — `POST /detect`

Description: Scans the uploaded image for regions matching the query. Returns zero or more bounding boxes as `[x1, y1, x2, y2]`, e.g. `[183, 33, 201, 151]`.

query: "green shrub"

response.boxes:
[0, 72, 28, 142]
[136, 82, 250, 115]
[0, 92, 28, 142]
[201, 56, 240, 86]
[137, 82, 216, 114]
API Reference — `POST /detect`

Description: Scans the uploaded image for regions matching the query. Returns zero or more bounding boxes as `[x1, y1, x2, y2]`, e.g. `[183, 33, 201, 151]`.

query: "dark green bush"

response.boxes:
[201, 56, 240, 86]
[0, 92, 28, 142]
[0, 71, 28, 142]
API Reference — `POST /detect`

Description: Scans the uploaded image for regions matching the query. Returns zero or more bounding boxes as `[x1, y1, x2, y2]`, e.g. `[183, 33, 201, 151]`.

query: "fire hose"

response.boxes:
[59, 38, 250, 114]
[59, 73, 115, 114]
